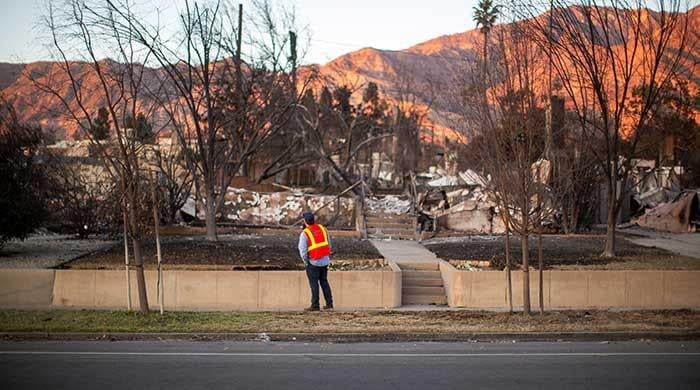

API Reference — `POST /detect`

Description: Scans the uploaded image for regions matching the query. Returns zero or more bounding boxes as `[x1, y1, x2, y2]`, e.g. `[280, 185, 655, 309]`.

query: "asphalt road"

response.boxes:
[1, 340, 699, 389]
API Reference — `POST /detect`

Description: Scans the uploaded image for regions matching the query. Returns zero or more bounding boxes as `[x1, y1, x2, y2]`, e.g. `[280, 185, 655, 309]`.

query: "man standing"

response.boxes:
[298, 211, 333, 311]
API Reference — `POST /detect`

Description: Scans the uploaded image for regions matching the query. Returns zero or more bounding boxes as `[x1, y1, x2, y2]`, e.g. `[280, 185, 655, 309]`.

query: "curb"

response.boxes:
[2, 331, 699, 343]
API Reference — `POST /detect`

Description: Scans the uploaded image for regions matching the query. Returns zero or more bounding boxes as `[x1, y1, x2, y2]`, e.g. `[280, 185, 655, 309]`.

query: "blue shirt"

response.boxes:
[298, 229, 331, 267]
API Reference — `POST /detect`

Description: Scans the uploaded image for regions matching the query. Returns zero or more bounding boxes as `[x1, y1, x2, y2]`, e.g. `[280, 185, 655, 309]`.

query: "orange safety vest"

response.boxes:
[303, 224, 330, 260]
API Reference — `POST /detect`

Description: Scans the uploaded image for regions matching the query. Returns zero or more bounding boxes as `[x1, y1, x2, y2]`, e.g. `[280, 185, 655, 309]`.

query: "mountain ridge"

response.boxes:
[1, 5, 697, 142]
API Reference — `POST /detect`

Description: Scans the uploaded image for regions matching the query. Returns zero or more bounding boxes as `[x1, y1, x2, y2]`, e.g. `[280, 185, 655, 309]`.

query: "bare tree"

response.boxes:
[152, 137, 193, 225]
[460, 15, 551, 315]
[519, 0, 696, 256]
[387, 68, 435, 188]
[103, 0, 303, 241]
[32, 0, 175, 312]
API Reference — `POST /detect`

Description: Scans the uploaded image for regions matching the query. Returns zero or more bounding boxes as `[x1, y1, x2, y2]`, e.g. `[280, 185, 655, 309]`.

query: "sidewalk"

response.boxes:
[622, 227, 700, 259]
[370, 239, 441, 266]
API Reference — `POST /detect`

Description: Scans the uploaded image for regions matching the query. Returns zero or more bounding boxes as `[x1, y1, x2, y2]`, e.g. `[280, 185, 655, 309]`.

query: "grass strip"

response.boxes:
[1, 309, 699, 334]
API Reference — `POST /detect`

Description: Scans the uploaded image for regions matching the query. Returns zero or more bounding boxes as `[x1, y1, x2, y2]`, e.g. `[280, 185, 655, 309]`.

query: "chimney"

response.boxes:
[660, 135, 675, 166]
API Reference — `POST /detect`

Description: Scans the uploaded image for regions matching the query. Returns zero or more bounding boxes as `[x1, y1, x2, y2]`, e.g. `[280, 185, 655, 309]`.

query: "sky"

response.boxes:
[0, 0, 479, 65]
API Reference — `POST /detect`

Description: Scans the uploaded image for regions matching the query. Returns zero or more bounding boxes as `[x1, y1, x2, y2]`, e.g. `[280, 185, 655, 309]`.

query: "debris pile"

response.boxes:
[633, 190, 699, 233]
[627, 159, 699, 233]
[366, 195, 411, 215]
[181, 188, 355, 227]
[415, 168, 505, 234]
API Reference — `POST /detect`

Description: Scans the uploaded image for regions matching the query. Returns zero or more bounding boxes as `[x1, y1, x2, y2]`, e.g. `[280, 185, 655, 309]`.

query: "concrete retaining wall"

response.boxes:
[0, 268, 401, 311]
[0, 269, 55, 309]
[2, 267, 697, 311]
[442, 265, 700, 310]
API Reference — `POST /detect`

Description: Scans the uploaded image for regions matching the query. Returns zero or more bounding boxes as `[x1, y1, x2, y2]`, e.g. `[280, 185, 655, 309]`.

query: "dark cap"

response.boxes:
[303, 211, 315, 224]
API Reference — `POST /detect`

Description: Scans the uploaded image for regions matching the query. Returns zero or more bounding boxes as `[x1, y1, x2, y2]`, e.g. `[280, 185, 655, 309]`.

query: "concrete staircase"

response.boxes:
[400, 263, 447, 306]
[365, 212, 416, 240]
[369, 239, 448, 307]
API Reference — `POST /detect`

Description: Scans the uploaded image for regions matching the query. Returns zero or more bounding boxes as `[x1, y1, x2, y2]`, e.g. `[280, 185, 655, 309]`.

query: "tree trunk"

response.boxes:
[562, 193, 574, 234]
[204, 183, 218, 241]
[570, 205, 579, 235]
[505, 223, 513, 313]
[122, 208, 132, 311]
[150, 176, 164, 315]
[521, 233, 531, 315]
[130, 237, 149, 314]
[603, 215, 616, 257]
[602, 180, 617, 257]
[482, 32, 488, 77]
[126, 188, 149, 314]
[538, 232, 544, 315]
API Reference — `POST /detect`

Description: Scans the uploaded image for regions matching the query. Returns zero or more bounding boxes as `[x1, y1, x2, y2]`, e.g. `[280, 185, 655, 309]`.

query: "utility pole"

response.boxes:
[544, 0, 554, 162]
[235, 3, 247, 176]
[235, 3, 243, 97]
[289, 29, 303, 165]
[289, 30, 298, 97]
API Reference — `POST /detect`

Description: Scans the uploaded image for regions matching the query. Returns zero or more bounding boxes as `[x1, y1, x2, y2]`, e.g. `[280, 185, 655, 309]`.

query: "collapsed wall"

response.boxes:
[219, 188, 356, 228]
[633, 190, 699, 233]
[416, 169, 505, 234]
[436, 187, 506, 234]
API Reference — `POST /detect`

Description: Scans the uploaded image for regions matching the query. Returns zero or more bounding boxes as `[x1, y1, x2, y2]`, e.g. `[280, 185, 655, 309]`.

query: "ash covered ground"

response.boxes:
[66, 233, 383, 270]
[422, 234, 700, 270]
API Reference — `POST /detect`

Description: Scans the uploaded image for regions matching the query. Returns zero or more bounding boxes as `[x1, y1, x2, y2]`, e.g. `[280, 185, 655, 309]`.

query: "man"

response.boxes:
[298, 211, 333, 311]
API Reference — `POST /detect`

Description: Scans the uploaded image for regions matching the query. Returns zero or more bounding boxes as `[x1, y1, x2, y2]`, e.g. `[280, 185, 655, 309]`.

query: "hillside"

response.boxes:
[0, 5, 697, 141]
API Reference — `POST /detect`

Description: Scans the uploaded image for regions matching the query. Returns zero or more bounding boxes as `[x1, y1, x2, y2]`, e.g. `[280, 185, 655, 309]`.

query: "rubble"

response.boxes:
[427, 175, 459, 187]
[458, 169, 489, 187]
[419, 168, 490, 189]
[181, 188, 356, 228]
[531, 159, 551, 184]
[635, 187, 678, 209]
[626, 159, 695, 233]
[366, 195, 411, 215]
[439, 208, 494, 233]
[436, 178, 503, 234]
[414, 167, 505, 234]
[633, 190, 699, 233]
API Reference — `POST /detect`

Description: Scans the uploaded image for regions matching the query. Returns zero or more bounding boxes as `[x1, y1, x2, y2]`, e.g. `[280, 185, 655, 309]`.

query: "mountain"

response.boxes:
[308, 5, 700, 143]
[1, 5, 698, 141]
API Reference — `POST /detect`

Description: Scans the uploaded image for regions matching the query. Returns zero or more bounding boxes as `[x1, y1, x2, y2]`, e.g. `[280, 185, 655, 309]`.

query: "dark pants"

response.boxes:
[305, 264, 333, 309]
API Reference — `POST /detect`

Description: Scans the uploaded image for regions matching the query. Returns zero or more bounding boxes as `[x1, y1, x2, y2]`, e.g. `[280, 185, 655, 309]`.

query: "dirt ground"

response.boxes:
[422, 234, 700, 270]
[66, 233, 384, 270]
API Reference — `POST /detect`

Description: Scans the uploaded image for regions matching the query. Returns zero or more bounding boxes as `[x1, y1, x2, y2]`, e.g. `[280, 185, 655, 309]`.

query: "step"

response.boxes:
[402, 286, 445, 295]
[402, 294, 447, 305]
[368, 228, 415, 235]
[402, 270, 441, 279]
[403, 277, 444, 287]
[366, 213, 413, 220]
[397, 262, 440, 271]
[366, 221, 414, 229]
[364, 222, 413, 230]
[366, 215, 414, 224]
[368, 234, 416, 240]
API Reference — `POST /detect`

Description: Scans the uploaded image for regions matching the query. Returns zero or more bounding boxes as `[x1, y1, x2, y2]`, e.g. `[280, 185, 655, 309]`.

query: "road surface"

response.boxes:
[1, 340, 699, 389]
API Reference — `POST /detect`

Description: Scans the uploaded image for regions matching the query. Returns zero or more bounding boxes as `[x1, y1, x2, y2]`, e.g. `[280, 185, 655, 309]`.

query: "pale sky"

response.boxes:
[0, 0, 479, 65]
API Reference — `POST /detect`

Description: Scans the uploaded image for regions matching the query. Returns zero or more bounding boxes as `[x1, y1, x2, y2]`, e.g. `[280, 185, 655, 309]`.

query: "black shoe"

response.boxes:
[323, 305, 333, 311]
[304, 306, 320, 312]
